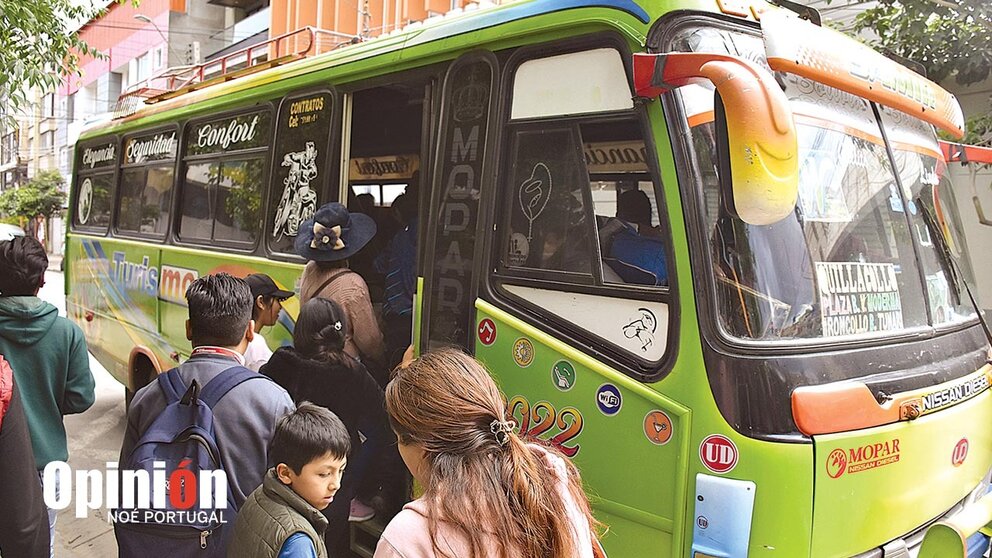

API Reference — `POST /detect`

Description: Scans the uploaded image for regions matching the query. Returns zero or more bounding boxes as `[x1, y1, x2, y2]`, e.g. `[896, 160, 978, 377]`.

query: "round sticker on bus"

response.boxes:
[512, 338, 534, 367]
[552, 360, 576, 391]
[644, 410, 673, 445]
[952, 438, 969, 467]
[478, 318, 497, 346]
[596, 384, 622, 416]
[699, 434, 738, 474]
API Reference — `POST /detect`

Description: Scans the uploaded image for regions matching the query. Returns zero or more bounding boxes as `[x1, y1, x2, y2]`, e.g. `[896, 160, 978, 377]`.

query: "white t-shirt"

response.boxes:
[243, 333, 273, 371]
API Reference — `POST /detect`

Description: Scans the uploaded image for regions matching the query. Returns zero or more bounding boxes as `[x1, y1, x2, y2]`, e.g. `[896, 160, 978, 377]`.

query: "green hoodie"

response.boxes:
[0, 296, 95, 469]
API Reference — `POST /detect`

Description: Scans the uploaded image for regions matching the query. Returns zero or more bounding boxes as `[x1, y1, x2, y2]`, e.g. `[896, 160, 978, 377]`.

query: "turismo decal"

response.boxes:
[159, 265, 200, 306]
[596, 384, 622, 416]
[507, 395, 583, 457]
[815, 262, 904, 337]
[111, 252, 159, 297]
[952, 438, 969, 467]
[622, 308, 657, 352]
[512, 337, 534, 367]
[552, 360, 576, 391]
[273, 142, 319, 240]
[826, 438, 900, 479]
[643, 410, 673, 445]
[700, 435, 738, 474]
[477, 318, 497, 346]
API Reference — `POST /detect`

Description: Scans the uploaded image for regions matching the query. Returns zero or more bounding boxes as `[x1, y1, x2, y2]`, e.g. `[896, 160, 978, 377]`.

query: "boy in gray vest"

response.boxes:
[229, 403, 350, 558]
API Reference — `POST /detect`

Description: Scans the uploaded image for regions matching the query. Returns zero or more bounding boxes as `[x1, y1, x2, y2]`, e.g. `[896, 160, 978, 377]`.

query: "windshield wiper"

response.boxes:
[917, 196, 992, 352]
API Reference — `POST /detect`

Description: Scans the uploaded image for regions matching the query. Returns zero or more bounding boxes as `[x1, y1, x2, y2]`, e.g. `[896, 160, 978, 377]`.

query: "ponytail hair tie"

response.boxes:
[490, 419, 516, 446]
[333, 321, 342, 331]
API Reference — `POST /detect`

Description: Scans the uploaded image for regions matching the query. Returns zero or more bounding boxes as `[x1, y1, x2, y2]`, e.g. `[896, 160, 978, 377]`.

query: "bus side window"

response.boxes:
[178, 110, 270, 248]
[496, 46, 672, 367]
[73, 139, 119, 233]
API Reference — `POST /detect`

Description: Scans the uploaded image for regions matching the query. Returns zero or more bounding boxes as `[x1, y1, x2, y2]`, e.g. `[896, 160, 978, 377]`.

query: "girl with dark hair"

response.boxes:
[376, 348, 602, 558]
[260, 297, 396, 556]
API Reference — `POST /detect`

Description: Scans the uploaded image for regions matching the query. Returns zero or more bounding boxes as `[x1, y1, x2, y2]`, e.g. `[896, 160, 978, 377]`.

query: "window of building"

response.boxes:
[40, 131, 54, 153]
[42, 94, 55, 118]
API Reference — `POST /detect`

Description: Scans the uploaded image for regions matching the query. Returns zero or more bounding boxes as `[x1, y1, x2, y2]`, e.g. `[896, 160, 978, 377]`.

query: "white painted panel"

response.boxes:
[504, 284, 668, 360]
[511, 49, 633, 120]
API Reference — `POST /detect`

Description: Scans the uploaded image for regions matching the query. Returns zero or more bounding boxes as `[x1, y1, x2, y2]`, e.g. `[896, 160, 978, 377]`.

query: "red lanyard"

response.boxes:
[190, 346, 244, 365]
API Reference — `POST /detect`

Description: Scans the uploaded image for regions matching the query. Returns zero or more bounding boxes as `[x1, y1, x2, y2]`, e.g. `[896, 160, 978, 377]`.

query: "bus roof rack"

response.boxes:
[113, 26, 360, 119]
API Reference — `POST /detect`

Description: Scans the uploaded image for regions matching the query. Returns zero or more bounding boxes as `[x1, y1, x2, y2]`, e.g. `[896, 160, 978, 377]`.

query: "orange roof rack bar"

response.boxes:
[114, 26, 359, 119]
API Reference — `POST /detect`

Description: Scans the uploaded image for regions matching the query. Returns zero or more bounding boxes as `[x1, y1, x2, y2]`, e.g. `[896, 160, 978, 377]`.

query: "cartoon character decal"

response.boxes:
[273, 141, 319, 240]
[623, 307, 657, 352]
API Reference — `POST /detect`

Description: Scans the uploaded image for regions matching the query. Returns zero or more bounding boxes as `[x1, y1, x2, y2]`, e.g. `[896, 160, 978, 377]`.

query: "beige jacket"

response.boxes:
[300, 262, 385, 366]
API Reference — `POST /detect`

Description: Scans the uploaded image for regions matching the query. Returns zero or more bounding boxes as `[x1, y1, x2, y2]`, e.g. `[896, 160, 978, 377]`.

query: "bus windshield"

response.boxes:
[673, 25, 977, 343]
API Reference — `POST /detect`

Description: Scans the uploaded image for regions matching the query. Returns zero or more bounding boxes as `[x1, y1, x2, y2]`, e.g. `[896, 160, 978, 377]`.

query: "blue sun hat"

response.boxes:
[295, 202, 377, 262]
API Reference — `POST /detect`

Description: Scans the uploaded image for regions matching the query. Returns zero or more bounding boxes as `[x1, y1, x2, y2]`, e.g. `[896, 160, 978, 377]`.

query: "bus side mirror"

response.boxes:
[634, 52, 799, 225]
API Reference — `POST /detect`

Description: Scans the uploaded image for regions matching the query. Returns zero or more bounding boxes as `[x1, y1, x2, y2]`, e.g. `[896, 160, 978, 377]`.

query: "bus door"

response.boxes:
[421, 44, 688, 556]
[342, 77, 431, 365]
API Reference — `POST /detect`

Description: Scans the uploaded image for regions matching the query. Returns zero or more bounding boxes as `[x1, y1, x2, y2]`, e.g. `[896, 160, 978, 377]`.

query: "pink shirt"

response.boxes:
[374, 445, 594, 558]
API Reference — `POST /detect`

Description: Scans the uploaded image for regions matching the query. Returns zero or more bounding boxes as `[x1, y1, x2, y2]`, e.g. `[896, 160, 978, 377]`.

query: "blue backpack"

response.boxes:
[114, 366, 260, 557]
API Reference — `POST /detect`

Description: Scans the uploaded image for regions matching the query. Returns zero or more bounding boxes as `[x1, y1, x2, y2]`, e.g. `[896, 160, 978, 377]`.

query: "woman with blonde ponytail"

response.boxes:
[375, 348, 601, 558]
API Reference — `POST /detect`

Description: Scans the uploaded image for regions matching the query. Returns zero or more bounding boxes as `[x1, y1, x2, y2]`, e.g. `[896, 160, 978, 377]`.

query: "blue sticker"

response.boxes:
[596, 384, 622, 416]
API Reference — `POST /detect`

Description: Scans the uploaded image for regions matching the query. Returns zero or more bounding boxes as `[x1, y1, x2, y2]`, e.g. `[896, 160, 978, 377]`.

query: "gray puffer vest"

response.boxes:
[227, 469, 329, 558]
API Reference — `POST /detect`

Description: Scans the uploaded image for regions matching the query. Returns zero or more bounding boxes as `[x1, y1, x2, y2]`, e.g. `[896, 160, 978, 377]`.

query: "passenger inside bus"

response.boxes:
[599, 187, 668, 286]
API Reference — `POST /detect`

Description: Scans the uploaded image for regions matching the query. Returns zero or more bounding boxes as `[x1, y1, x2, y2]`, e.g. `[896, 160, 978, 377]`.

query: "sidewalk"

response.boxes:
[48, 252, 63, 272]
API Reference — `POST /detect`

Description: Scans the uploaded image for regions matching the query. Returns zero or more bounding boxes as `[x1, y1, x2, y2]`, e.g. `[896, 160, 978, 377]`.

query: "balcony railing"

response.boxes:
[114, 26, 359, 119]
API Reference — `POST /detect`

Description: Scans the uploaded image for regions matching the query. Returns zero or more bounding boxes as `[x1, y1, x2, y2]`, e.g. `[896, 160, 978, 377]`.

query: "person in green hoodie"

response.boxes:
[0, 236, 95, 556]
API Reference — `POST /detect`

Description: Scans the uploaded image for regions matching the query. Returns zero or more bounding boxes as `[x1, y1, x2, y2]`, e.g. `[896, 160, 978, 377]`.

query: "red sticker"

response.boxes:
[952, 438, 969, 467]
[700, 435, 738, 474]
[478, 318, 497, 346]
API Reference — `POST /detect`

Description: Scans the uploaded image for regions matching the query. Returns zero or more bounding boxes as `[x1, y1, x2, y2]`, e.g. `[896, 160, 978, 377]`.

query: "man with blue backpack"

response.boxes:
[117, 273, 296, 556]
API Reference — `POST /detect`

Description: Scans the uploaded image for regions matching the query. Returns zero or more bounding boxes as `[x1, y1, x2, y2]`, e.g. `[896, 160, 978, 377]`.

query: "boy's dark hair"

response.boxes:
[271, 403, 350, 474]
[0, 237, 48, 296]
[185, 273, 252, 347]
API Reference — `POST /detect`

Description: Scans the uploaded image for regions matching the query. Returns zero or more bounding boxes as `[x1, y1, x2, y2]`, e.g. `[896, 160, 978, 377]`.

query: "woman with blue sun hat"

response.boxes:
[296, 202, 386, 377]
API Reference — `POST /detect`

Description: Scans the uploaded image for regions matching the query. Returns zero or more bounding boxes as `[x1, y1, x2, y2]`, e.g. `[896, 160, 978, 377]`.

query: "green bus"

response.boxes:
[66, 0, 992, 555]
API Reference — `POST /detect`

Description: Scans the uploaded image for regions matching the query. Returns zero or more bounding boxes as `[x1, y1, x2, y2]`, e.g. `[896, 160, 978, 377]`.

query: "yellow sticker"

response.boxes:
[513, 337, 535, 367]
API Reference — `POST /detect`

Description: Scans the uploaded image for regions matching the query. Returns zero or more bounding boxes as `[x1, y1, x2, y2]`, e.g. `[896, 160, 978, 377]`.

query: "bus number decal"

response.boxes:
[507, 395, 583, 457]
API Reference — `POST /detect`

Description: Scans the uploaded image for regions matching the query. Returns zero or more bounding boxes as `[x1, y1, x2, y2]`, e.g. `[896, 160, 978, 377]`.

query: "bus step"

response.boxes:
[350, 517, 387, 558]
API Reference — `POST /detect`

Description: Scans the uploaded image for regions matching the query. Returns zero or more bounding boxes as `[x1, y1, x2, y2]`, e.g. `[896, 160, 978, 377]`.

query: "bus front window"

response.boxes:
[673, 25, 978, 343]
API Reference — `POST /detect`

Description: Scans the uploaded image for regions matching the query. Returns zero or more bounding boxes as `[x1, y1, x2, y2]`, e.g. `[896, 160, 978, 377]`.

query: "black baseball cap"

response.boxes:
[246, 274, 294, 300]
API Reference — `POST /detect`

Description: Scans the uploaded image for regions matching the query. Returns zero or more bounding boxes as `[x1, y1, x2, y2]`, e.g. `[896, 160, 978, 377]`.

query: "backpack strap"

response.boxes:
[310, 269, 354, 299]
[199, 366, 262, 409]
[156, 368, 187, 404]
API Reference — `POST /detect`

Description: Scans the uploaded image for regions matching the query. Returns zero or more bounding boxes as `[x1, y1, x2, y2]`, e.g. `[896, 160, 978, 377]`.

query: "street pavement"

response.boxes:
[38, 267, 123, 557]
